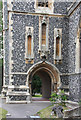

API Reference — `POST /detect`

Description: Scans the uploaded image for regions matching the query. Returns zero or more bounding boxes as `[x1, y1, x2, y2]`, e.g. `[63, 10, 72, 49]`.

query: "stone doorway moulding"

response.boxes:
[26, 61, 61, 101]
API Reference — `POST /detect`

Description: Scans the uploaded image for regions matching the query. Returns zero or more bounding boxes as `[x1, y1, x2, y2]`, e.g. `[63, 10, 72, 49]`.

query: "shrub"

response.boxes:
[59, 89, 67, 106]
[49, 89, 67, 106]
[49, 92, 58, 105]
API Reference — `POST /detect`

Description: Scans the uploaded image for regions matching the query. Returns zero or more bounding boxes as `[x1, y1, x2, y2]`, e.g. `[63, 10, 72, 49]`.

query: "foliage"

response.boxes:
[31, 75, 42, 96]
[0, 1, 3, 9]
[0, 107, 8, 119]
[49, 89, 67, 106]
[49, 92, 58, 105]
[79, 99, 81, 106]
[59, 89, 67, 106]
[36, 105, 54, 118]
[35, 105, 68, 118]
[0, 65, 2, 93]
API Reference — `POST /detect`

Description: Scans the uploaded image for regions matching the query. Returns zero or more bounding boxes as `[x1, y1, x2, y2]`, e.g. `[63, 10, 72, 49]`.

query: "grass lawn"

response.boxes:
[32, 94, 42, 97]
[0, 108, 8, 119]
[35, 105, 68, 118]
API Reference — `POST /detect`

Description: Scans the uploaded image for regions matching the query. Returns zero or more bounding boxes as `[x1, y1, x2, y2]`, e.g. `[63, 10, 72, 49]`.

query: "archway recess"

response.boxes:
[26, 61, 61, 100]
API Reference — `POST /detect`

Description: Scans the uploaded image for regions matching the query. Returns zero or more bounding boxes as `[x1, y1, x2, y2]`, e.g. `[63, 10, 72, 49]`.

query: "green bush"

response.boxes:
[31, 75, 42, 96]
[0, 65, 2, 94]
[49, 92, 58, 105]
[59, 89, 67, 106]
[49, 89, 67, 106]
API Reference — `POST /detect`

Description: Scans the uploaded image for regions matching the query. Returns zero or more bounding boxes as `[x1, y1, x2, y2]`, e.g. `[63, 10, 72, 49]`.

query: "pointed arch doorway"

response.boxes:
[27, 61, 61, 101]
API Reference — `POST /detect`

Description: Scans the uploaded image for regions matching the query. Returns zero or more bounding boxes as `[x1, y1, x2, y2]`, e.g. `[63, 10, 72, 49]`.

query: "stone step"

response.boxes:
[65, 101, 79, 108]
[6, 92, 30, 96]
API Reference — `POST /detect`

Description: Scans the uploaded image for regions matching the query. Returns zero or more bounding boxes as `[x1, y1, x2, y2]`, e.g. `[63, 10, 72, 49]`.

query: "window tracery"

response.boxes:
[38, 0, 48, 7]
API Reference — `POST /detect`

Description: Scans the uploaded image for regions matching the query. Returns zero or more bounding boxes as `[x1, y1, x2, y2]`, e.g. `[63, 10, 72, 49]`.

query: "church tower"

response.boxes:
[2, 0, 81, 103]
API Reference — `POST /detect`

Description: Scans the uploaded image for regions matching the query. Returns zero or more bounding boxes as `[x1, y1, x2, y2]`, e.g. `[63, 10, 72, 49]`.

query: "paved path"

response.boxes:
[32, 97, 50, 101]
[0, 97, 51, 118]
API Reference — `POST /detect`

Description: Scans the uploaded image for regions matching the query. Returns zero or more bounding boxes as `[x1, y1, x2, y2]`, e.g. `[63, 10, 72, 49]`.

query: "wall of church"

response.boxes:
[12, 14, 39, 73]
[54, 2, 72, 14]
[12, 1, 35, 13]
[69, 6, 80, 73]
[3, 0, 81, 102]
[79, 74, 81, 100]
[69, 74, 80, 101]
[9, 1, 72, 15]
[10, 13, 69, 86]
[3, 2, 9, 85]
[69, 5, 81, 101]
[3, 1, 71, 87]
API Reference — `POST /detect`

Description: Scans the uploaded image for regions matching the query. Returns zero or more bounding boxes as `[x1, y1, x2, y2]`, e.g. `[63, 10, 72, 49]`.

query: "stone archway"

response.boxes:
[26, 61, 61, 101]
[32, 69, 51, 98]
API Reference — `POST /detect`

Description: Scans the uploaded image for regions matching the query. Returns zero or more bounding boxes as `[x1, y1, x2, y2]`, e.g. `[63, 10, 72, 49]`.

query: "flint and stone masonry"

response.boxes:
[2, 0, 81, 103]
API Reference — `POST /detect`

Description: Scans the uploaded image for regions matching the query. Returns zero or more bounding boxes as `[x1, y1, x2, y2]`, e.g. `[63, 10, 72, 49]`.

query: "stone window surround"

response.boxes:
[54, 28, 62, 62]
[35, 0, 54, 14]
[42, 23, 46, 45]
[39, 16, 49, 53]
[25, 26, 34, 60]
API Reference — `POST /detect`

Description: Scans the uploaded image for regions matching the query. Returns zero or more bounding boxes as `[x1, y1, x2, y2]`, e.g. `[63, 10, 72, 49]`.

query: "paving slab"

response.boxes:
[0, 97, 51, 118]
